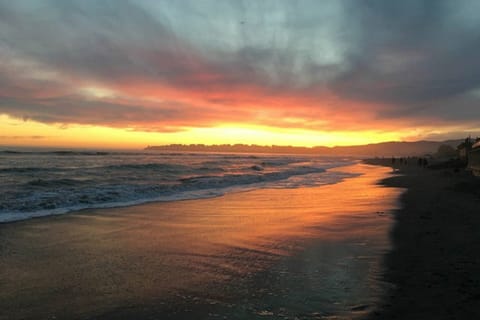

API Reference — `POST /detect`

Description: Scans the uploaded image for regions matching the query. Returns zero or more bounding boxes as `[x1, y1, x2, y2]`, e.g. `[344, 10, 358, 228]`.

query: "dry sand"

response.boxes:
[364, 159, 480, 320]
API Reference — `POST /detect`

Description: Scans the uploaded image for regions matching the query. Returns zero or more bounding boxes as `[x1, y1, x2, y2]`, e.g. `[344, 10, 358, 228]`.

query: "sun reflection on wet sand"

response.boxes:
[0, 164, 403, 319]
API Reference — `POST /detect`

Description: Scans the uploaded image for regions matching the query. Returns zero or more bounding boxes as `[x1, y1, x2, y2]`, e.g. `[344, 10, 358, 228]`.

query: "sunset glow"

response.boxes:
[1, 1, 480, 148]
[0, 115, 405, 149]
[2, 3, 480, 319]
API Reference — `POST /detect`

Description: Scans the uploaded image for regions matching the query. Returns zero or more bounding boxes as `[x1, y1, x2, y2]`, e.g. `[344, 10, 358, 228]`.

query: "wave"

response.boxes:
[26, 178, 92, 187]
[0, 167, 55, 173]
[49, 151, 111, 156]
[0, 163, 226, 175]
[0, 165, 354, 223]
[0, 150, 260, 157]
[104, 163, 188, 171]
[180, 166, 325, 188]
[259, 158, 307, 167]
[0, 150, 112, 156]
[0, 152, 358, 223]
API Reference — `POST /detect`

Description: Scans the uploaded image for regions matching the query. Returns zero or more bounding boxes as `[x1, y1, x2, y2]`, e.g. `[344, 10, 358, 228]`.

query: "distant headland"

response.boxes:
[145, 140, 464, 156]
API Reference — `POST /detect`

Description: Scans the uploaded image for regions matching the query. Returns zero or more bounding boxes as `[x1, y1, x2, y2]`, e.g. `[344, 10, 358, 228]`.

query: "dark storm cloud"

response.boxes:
[334, 1, 480, 104]
[0, 0, 179, 81]
[0, 0, 479, 133]
[313, 0, 480, 127]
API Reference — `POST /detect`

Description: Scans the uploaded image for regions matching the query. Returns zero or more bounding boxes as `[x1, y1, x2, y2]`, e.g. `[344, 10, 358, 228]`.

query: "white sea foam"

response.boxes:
[0, 151, 358, 223]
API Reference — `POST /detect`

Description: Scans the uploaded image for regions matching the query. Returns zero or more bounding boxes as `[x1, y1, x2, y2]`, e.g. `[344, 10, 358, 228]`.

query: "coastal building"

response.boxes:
[468, 140, 480, 176]
[457, 137, 474, 162]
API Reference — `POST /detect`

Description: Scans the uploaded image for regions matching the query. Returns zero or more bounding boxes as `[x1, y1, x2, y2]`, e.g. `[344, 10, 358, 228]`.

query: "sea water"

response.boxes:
[0, 149, 358, 222]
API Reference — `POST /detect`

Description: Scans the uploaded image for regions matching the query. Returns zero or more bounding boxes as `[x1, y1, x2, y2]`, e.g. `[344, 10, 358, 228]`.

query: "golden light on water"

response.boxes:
[0, 164, 404, 319]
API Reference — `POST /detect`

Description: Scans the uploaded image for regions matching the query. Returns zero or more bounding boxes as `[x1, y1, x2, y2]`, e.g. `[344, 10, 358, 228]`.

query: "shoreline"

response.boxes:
[0, 163, 402, 320]
[0, 161, 354, 225]
[363, 159, 480, 319]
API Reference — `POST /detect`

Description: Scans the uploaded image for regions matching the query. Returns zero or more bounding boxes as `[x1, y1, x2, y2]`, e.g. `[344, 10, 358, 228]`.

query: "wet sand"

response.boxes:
[0, 164, 403, 320]
[364, 159, 480, 319]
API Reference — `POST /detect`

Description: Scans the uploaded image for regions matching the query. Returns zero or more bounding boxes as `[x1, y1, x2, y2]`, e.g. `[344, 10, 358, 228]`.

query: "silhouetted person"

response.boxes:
[392, 157, 396, 165]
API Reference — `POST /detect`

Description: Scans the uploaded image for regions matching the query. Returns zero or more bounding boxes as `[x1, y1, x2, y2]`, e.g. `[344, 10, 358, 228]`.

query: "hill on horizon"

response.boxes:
[145, 139, 465, 157]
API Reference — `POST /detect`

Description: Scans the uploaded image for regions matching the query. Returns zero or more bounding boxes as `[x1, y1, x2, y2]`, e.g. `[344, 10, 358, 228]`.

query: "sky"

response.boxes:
[1, 0, 480, 149]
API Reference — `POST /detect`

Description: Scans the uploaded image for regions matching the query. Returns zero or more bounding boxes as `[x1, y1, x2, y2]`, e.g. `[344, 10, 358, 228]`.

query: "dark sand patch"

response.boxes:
[364, 159, 480, 320]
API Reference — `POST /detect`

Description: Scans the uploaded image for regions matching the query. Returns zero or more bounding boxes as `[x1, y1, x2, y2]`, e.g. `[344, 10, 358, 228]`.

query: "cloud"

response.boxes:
[417, 131, 480, 141]
[1, 0, 480, 136]
[329, 1, 480, 119]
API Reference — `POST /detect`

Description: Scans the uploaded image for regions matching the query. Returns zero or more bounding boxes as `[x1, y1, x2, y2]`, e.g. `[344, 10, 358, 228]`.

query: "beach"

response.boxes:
[364, 159, 480, 319]
[2, 1, 480, 318]
[2, 160, 478, 320]
[0, 163, 402, 320]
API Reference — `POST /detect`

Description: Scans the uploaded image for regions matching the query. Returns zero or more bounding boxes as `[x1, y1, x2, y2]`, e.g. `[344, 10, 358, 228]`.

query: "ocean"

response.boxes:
[0, 150, 358, 223]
